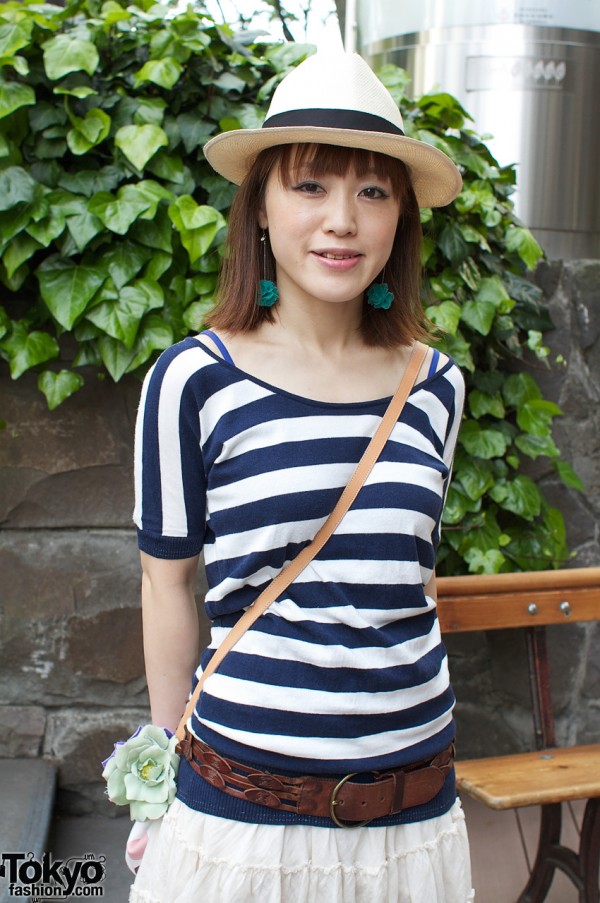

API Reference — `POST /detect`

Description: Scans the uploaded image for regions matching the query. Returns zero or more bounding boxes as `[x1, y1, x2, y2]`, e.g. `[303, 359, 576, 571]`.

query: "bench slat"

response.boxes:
[437, 586, 600, 632]
[455, 744, 600, 809]
[437, 567, 600, 596]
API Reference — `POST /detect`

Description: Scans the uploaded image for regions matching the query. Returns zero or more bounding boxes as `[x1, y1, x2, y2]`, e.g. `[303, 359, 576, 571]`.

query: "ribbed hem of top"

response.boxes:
[175, 756, 456, 828]
[136, 527, 202, 560]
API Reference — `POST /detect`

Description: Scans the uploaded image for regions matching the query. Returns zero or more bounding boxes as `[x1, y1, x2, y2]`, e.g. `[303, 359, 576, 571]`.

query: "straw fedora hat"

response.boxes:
[203, 52, 462, 208]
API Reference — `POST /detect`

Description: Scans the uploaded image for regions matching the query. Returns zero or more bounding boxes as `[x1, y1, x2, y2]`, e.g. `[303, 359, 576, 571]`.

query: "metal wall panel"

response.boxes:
[360, 10, 600, 259]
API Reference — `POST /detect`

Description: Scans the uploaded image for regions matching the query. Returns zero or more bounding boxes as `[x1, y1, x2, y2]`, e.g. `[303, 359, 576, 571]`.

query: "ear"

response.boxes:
[257, 207, 268, 229]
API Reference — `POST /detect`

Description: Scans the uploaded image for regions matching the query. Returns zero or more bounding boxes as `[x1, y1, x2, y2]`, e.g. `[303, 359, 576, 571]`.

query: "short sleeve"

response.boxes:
[442, 362, 465, 469]
[433, 362, 465, 549]
[133, 344, 207, 559]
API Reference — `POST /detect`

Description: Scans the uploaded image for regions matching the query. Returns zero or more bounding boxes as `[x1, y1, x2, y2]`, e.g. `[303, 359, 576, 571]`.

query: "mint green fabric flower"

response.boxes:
[102, 725, 179, 821]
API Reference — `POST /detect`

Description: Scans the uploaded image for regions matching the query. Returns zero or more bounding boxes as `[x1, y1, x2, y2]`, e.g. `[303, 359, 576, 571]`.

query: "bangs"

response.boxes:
[273, 144, 410, 199]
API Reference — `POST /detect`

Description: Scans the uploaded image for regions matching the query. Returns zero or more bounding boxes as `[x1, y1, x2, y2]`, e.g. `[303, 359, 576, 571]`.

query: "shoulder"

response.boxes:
[414, 344, 463, 388]
[151, 336, 211, 371]
[414, 346, 465, 423]
[138, 339, 229, 425]
[440, 354, 465, 396]
[143, 337, 215, 394]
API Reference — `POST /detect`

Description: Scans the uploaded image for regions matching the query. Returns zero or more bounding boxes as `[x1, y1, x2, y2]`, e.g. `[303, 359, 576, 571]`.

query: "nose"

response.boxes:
[322, 188, 357, 235]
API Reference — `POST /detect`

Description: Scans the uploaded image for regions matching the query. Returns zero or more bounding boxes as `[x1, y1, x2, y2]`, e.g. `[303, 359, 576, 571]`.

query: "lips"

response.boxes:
[311, 249, 363, 272]
[314, 249, 361, 260]
[318, 252, 359, 260]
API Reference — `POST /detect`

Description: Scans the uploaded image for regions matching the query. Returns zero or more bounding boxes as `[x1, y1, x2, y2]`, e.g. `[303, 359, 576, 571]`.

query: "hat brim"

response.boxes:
[203, 125, 463, 208]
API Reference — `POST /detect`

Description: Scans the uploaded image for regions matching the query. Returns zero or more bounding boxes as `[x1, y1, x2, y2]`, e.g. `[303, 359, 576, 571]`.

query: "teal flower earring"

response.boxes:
[258, 230, 278, 307]
[366, 271, 394, 310]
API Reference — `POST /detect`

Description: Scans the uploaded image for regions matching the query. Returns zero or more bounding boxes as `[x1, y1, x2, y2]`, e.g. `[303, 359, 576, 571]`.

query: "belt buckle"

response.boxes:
[329, 772, 372, 829]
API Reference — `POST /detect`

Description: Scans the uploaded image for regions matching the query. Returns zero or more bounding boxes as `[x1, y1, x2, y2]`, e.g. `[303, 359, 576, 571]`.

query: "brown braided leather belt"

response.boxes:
[177, 730, 455, 828]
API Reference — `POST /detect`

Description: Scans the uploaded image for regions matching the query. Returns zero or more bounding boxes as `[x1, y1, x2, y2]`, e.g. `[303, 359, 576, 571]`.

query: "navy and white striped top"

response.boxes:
[134, 336, 465, 825]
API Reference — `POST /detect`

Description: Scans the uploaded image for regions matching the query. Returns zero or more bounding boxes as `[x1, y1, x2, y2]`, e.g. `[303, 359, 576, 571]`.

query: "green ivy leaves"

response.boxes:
[88, 186, 153, 235]
[38, 257, 106, 329]
[0, 19, 33, 58]
[505, 226, 543, 270]
[1, 322, 59, 379]
[0, 166, 37, 208]
[38, 369, 83, 409]
[43, 35, 99, 80]
[135, 58, 183, 90]
[411, 87, 577, 573]
[460, 421, 509, 459]
[168, 197, 226, 264]
[66, 109, 111, 155]
[0, 0, 301, 412]
[0, 79, 35, 119]
[87, 279, 164, 348]
[460, 276, 515, 336]
[115, 125, 169, 171]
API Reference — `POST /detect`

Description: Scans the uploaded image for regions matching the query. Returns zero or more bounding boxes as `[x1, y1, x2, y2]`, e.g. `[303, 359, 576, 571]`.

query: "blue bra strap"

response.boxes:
[201, 330, 234, 365]
[427, 348, 440, 378]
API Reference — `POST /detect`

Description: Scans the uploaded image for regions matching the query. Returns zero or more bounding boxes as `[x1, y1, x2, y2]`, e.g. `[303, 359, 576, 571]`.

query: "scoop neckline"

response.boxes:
[187, 336, 451, 411]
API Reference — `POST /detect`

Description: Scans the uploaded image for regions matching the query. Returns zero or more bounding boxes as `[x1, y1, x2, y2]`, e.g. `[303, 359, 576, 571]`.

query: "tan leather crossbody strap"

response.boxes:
[176, 342, 428, 740]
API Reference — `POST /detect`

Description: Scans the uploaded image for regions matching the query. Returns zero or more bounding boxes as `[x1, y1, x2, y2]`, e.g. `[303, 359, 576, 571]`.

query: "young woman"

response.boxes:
[130, 53, 473, 902]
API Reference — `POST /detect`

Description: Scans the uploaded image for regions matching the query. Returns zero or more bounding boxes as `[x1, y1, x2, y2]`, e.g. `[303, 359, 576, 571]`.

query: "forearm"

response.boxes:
[141, 553, 201, 734]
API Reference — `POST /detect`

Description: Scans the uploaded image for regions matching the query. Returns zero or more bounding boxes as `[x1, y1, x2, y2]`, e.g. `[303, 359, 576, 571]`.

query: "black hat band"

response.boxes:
[263, 108, 405, 136]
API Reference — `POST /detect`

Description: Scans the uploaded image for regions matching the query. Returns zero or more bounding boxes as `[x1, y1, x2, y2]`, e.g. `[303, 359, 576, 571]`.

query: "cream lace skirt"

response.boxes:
[130, 797, 474, 903]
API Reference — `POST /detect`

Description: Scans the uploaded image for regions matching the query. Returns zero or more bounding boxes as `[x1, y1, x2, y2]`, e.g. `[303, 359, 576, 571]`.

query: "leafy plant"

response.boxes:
[0, 0, 581, 572]
[0, 0, 312, 403]
[379, 68, 583, 574]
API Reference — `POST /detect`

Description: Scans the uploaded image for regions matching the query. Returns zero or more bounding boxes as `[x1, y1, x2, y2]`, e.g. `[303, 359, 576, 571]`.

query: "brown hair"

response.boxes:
[207, 143, 427, 347]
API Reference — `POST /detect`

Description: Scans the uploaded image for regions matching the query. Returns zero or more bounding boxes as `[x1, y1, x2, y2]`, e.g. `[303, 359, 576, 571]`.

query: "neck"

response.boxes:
[269, 291, 365, 357]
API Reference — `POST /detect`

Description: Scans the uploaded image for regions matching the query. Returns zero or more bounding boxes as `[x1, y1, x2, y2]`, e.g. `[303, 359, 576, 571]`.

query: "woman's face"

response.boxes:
[258, 150, 401, 310]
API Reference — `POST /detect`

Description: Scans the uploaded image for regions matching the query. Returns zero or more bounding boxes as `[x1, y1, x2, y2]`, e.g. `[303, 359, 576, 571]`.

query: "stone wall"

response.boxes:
[1, 260, 598, 813]
[0, 371, 210, 813]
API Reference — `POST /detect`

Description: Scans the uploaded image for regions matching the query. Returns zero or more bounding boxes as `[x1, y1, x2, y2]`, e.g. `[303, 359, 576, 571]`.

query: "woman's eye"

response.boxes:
[360, 186, 388, 199]
[295, 181, 323, 194]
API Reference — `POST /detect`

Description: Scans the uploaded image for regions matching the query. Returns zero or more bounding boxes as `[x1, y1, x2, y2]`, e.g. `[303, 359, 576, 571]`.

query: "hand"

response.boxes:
[125, 820, 151, 875]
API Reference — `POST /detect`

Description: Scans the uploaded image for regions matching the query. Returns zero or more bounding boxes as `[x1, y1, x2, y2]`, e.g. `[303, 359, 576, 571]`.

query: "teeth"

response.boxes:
[321, 253, 354, 259]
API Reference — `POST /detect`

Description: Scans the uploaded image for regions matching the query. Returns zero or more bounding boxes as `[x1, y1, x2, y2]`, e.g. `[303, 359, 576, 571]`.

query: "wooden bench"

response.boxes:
[437, 567, 600, 903]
